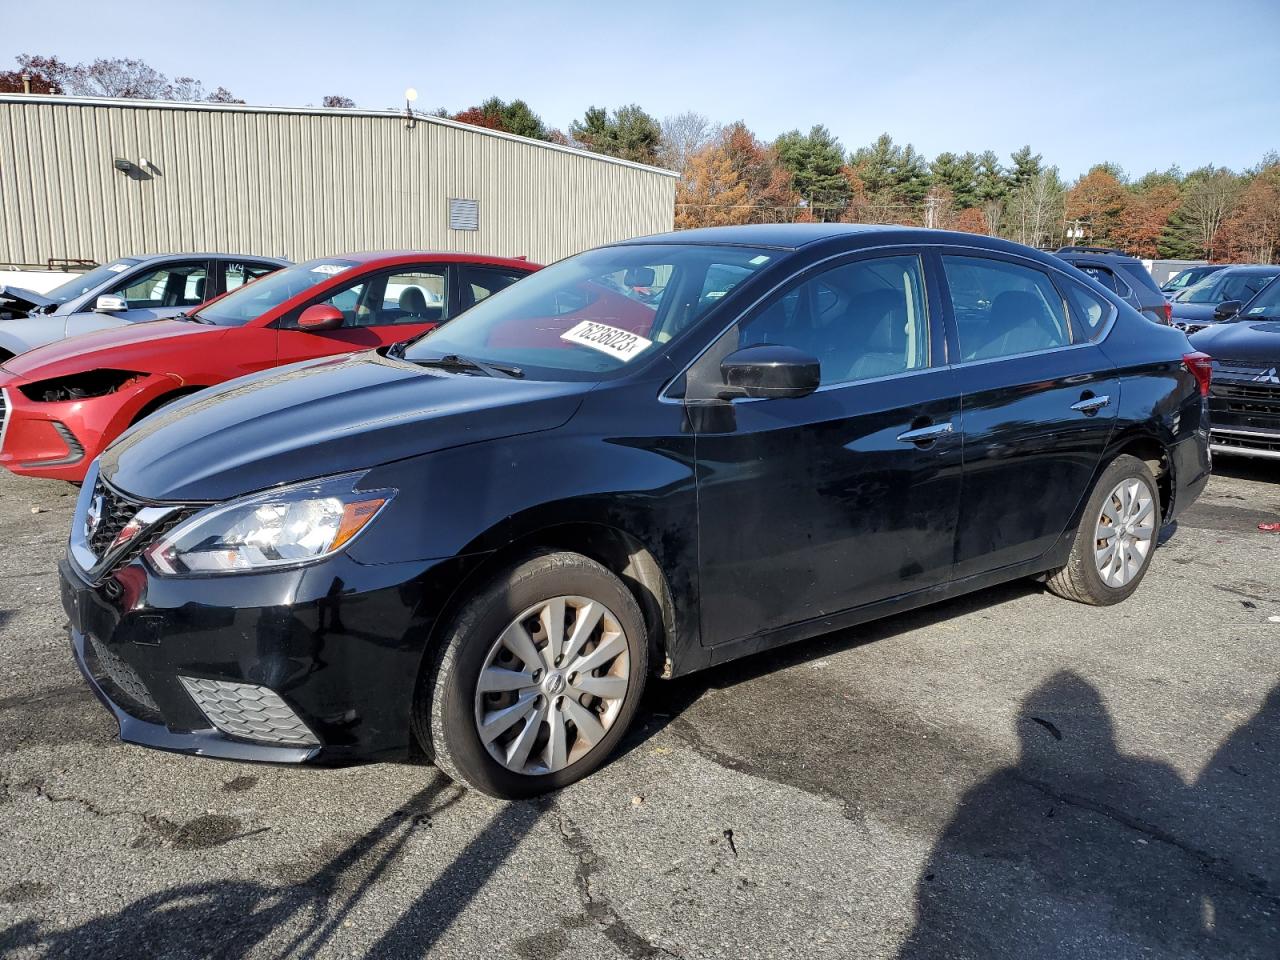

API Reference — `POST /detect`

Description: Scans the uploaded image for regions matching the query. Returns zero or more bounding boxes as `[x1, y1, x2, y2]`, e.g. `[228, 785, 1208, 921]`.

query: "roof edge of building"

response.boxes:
[0, 93, 680, 179]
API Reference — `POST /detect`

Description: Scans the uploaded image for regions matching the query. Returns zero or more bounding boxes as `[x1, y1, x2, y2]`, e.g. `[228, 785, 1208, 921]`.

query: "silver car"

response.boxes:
[0, 253, 288, 361]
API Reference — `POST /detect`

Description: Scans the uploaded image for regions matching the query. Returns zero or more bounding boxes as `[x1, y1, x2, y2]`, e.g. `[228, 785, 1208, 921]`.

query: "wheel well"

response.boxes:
[129, 386, 204, 425]
[423, 522, 677, 681]
[1111, 435, 1172, 520]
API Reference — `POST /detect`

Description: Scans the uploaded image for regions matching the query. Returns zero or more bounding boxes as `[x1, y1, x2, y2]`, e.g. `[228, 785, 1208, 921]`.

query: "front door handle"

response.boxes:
[1071, 394, 1111, 415]
[897, 421, 954, 444]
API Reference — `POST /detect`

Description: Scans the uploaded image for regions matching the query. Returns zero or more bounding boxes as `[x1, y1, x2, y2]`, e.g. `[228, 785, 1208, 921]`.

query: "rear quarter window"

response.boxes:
[1118, 263, 1162, 295]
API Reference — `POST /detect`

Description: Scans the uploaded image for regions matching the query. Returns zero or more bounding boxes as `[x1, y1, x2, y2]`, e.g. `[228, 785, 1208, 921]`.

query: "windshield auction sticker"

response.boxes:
[311, 263, 349, 275]
[560, 320, 653, 362]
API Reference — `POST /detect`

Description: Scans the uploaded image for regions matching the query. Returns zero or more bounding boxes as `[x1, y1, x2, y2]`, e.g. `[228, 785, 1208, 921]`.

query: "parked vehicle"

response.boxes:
[1053, 246, 1171, 326]
[59, 225, 1211, 798]
[0, 254, 289, 361]
[1190, 274, 1280, 460]
[1170, 265, 1280, 333]
[0, 252, 537, 481]
[1161, 264, 1224, 298]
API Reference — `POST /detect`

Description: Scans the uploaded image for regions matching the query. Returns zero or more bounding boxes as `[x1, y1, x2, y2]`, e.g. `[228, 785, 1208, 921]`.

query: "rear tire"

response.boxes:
[1046, 454, 1161, 606]
[413, 550, 649, 798]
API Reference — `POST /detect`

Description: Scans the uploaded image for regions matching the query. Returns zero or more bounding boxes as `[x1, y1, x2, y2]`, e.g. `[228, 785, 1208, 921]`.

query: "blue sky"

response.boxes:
[3, 0, 1277, 179]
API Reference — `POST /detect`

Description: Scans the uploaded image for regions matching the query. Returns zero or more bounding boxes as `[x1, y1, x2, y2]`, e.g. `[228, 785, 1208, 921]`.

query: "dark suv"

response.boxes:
[61, 225, 1212, 798]
[1055, 246, 1171, 326]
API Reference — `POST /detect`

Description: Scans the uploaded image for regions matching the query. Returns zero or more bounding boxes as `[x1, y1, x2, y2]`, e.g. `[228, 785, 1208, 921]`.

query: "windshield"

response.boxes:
[193, 259, 359, 326]
[44, 260, 140, 304]
[1182, 270, 1280, 305]
[402, 244, 777, 380]
[1241, 277, 1280, 319]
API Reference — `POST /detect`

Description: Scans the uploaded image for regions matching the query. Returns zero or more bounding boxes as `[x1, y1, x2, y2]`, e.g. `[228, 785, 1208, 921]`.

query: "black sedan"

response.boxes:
[1191, 274, 1280, 460]
[60, 225, 1212, 798]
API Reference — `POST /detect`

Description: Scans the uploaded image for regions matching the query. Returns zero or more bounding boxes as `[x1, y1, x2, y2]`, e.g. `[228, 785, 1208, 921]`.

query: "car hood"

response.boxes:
[0, 284, 56, 317]
[1, 318, 216, 378]
[1189, 318, 1280, 365]
[0, 311, 133, 356]
[102, 351, 593, 502]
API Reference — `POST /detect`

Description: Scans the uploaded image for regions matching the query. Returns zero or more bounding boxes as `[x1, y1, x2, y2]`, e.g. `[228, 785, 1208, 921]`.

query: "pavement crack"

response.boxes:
[548, 803, 681, 959]
[1015, 773, 1279, 908]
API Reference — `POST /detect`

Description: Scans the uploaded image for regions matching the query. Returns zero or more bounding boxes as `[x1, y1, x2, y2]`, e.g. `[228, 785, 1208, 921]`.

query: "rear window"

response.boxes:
[1118, 263, 1162, 295]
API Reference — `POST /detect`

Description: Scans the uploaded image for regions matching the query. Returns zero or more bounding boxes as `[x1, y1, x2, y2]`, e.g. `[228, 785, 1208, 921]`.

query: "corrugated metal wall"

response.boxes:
[0, 96, 677, 267]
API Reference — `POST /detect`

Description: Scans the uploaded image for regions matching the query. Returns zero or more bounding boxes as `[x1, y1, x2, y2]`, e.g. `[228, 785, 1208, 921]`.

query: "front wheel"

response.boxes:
[1046, 454, 1161, 606]
[414, 551, 649, 798]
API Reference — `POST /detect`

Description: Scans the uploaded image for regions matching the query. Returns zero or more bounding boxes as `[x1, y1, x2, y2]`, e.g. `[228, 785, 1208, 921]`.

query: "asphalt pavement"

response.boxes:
[1, 460, 1278, 959]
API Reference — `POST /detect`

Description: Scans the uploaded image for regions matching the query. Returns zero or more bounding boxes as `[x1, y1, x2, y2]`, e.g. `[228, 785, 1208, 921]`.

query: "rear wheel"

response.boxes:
[414, 551, 648, 798]
[1046, 454, 1161, 605]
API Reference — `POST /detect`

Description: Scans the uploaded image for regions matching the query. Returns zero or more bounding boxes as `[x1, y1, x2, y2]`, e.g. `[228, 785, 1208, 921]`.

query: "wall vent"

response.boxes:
[448, 198, 479, 231]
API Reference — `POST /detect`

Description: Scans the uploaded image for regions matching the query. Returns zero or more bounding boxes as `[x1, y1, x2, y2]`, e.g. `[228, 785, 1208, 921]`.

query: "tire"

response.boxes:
[414, 550, 649, 798]
[1046, 454, 1161, 606]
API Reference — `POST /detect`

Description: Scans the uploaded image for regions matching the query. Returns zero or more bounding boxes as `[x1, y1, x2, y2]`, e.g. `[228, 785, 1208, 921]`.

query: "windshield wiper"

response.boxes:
[411, 353, 524, 379]
[176, 311, 214, 324]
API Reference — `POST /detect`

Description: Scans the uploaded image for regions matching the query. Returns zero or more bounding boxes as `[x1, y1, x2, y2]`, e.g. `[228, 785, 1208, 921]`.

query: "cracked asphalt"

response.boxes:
[1, 460, 1278, 959]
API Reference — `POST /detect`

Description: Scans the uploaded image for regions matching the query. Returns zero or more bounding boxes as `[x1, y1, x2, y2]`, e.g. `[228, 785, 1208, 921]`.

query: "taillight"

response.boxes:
[1162, 302, 1172, 325]
[1182, 352, 1212, 397]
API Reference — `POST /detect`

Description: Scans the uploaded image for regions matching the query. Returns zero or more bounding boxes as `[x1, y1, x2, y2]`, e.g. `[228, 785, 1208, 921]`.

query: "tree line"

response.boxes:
[5, 52, 1275, 263]
[434, 102, 1279, 265]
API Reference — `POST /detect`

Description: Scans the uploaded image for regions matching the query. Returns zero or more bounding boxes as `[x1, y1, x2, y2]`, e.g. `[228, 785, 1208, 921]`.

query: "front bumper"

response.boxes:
[60, 546, 484, 764]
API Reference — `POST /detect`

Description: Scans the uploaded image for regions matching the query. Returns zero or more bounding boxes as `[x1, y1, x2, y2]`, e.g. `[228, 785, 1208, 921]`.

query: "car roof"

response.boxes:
[613, 223, 1059, 260]
[1211, 264, 1280, 274]
[316, 251, 538, 268]
[126, 253, 291, 264]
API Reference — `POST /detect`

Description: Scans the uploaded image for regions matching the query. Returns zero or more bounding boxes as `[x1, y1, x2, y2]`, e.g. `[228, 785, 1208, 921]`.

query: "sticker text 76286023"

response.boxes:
[560, 320, 653, 362]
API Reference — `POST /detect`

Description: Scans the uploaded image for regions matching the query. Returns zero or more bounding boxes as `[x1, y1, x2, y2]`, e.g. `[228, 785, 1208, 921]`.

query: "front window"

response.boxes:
[193, 259, 358, 326]
[402, 244, 776, 380]
[43, 260, 140, 304]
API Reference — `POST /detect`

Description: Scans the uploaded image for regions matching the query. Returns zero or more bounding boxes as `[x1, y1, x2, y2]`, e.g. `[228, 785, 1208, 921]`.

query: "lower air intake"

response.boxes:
[179, 677, 320, 747]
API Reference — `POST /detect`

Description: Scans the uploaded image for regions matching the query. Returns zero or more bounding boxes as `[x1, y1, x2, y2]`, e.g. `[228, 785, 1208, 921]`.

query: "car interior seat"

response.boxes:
[973, 290, 1059, 359]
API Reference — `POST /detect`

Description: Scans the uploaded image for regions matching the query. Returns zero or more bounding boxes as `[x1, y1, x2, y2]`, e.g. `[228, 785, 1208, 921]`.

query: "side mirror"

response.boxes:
[94, 295, 126, 313]
[1213, 299, 1243, 320]
[297, 304, 344, 332]
[719, 345, 820, 400]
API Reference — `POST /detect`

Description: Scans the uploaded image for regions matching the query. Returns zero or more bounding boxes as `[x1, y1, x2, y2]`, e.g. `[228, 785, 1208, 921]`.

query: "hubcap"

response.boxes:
[1094, 477, 1156, 588]
[474, 595, 630, 776]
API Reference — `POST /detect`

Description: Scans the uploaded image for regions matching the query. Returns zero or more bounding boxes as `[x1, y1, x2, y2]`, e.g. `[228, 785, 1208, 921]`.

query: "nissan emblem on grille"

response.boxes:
[85, 492, 104, 541]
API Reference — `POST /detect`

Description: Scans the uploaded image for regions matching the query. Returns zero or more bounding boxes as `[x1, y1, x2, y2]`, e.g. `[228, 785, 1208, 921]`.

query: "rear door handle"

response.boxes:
[1071, 395, 1111, 414]
[897, 422, 954, 444]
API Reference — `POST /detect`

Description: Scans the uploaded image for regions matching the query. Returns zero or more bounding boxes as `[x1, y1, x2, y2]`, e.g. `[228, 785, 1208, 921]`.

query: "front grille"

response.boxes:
[1212, 381, 1280, 425]
[179, 677, 320, 746]
[0, 387, 9, 453]
[82, 477, 194, 577]
[1212, 432, 1280, 455]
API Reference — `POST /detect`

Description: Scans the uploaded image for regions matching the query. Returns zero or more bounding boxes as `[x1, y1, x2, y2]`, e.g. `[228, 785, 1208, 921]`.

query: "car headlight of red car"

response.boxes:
[145, 472, 396, 575]
[20, 369, 146, 403]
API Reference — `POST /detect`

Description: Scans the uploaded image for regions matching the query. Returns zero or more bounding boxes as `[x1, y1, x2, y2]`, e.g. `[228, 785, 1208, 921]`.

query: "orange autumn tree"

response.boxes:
[1065, 167, 1131, 249]
[1113, 183, 1181, 258]
[951, 207, 989, 234]
[1213, 166, 1280, 264]
[676, 122, 799, 227]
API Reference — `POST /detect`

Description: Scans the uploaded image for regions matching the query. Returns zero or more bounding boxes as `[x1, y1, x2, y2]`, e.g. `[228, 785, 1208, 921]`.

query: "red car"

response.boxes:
[0, 252, 538, 482]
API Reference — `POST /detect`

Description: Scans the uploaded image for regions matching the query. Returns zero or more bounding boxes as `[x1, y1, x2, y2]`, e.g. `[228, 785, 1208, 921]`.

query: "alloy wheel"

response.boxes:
[1094, 477, 1156, 588]
[473, 595, 630, 775]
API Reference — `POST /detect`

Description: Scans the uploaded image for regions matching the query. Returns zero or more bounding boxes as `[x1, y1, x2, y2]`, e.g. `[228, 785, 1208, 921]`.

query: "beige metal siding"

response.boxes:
[0, 96, 676, 266]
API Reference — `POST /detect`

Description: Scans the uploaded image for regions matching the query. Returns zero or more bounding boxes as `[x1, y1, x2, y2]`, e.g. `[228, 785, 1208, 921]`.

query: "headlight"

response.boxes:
[145, 472, 395, 575]
[21, 369, 145, 402]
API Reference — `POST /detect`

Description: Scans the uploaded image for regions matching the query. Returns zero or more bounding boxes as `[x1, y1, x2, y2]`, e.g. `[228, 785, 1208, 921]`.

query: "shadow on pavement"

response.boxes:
[897, 673, 1280, 959]
[0, 773, 545, 959]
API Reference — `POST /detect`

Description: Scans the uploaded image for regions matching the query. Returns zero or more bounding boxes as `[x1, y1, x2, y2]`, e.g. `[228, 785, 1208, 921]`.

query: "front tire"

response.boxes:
[1046, 454, 1161, 606]
[414, 551, 649, 798]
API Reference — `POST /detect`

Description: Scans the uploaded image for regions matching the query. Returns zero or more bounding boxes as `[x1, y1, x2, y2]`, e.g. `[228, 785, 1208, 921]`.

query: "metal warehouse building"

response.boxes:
[0, 94, 677, 268]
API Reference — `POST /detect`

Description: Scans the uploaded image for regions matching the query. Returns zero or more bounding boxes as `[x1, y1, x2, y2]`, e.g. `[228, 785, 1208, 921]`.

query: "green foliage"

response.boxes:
[848, 133, 931, 212]
[570, 104, 663, 165]
[480, 97, 548, 140]
[1006, 146, 1043, 193]
[930, 152, 980, 209]
[774, 125, 851, 218]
